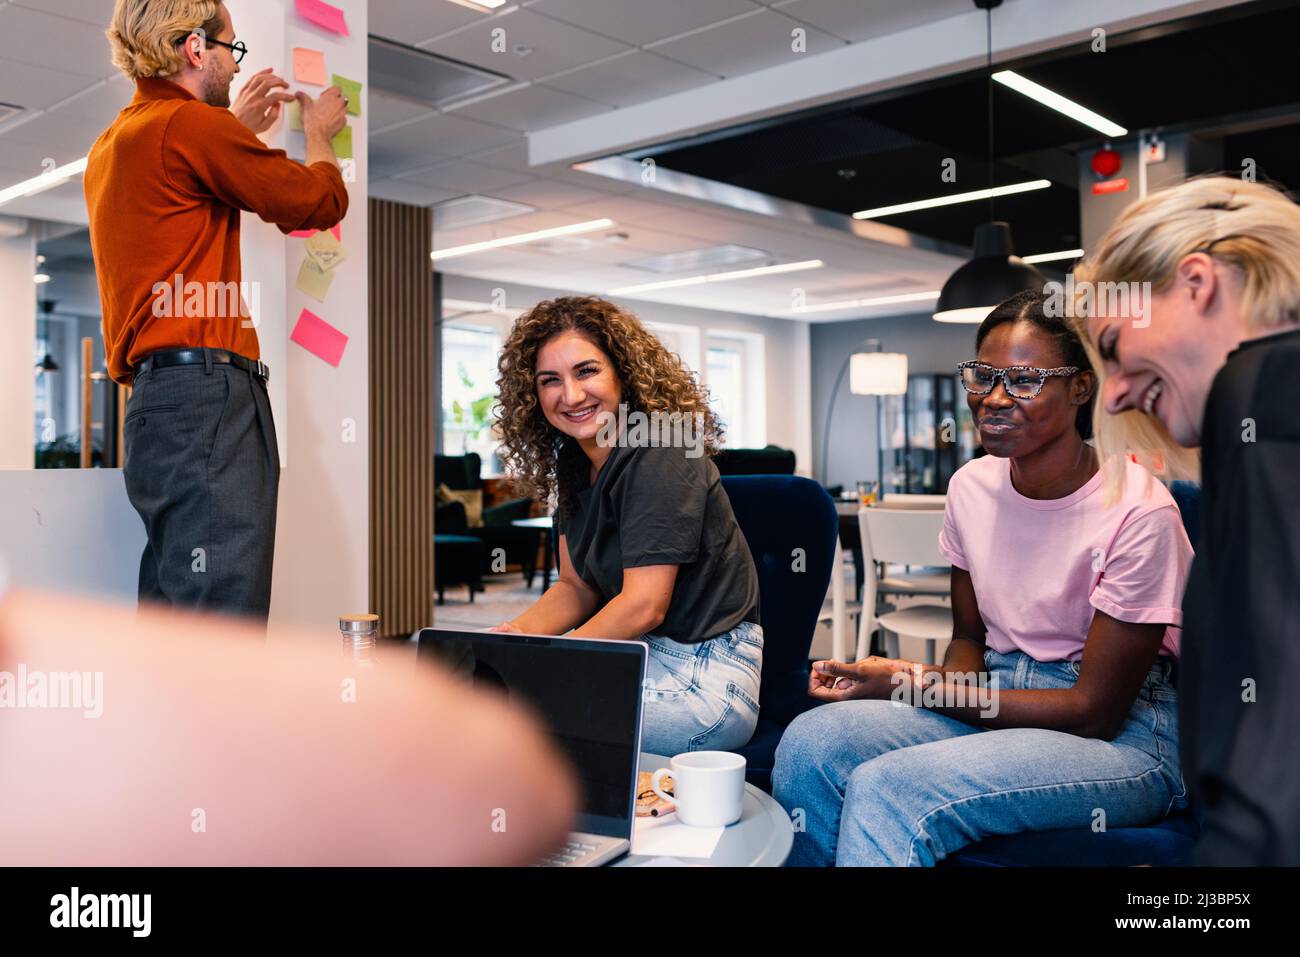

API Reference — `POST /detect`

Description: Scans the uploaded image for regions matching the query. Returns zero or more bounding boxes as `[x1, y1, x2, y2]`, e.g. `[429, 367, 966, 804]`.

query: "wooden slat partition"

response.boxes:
[369, 198, 434, 639]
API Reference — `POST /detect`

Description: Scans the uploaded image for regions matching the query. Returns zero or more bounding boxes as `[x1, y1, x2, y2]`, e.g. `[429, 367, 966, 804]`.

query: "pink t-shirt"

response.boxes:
[938, 455, 1192, 661]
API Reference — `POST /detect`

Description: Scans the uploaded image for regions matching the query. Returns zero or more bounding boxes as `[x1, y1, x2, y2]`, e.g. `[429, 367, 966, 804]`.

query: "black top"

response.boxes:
[1181, 326, 1300, 865]
[558, 442, 760, 644]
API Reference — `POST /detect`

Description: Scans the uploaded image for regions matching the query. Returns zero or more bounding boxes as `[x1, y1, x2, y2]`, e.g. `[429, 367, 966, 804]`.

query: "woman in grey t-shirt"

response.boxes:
[491, 296, 763, 756]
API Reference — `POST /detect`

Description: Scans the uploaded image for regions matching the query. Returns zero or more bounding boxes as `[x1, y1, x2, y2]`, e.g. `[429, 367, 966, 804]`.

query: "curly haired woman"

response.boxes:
[489, 296, 763, 757]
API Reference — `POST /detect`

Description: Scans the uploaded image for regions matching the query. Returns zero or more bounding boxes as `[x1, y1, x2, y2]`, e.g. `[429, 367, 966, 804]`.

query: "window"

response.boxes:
[441, 324, 502, 473]
[706, 332, 766, 449]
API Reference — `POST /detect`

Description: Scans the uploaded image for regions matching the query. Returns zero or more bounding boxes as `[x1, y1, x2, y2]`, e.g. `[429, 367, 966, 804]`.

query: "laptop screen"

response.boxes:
[417, 629, 645, 837]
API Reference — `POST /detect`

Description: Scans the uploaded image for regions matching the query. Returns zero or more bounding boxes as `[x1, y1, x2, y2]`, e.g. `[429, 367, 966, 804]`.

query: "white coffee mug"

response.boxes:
[650, 751, 746, 827]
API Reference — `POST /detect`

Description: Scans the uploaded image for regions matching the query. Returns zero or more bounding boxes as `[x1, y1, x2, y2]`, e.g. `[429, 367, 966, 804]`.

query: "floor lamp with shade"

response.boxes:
[820, 339, 909, 491]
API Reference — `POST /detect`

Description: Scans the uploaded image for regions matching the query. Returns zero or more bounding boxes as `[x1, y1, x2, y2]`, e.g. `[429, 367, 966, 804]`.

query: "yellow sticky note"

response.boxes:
[286, 100, 303, 131]
[331, 124, 352, 160]
[295, 256, 336, 302]
[305, 230, 347, 272]
[332, 74, 362, 116]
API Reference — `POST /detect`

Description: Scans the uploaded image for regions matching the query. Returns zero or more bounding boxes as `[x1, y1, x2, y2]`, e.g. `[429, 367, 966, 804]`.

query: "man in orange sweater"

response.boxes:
[86, 0, 348, 623]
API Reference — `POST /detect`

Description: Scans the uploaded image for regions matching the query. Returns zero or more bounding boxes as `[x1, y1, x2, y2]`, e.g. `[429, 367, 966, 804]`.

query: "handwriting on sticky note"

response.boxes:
[293, 47, 328, 86]
[305, 231, 347, 272]
[331, 74, 362, 116]
[295, 256, 336, 303]
[331, 124, 352, 160]
[296, 0, 349, 36]
[291, 308, 348, 367]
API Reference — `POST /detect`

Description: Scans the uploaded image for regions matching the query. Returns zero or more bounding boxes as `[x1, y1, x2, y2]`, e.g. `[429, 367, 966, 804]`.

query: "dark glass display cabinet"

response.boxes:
[879, 374, 976, 494]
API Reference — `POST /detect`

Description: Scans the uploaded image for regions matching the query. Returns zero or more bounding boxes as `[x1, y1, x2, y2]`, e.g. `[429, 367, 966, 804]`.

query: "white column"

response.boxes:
[0, 228, 37, 470]
[225, 0, 370, 636]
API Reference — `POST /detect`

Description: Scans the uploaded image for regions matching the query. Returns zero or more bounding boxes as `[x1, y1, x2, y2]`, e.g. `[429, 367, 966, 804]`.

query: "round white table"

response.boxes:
[615, 753, 793, 867]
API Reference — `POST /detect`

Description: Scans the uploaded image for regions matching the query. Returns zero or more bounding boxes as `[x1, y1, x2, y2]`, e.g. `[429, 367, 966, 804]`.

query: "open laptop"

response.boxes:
[417, 628, 646, 867]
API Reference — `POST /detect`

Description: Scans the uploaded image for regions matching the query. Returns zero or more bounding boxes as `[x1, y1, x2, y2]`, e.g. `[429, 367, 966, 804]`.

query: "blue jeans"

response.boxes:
[773, 649, 1186, 866]
[640, 621, 763, 757]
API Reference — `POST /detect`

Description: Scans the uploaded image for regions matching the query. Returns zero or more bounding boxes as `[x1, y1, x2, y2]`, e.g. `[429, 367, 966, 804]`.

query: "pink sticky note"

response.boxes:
[290, 224, 342, 240]
[293, 47, 328, 86]
[296, 0, 349, 36]
[291, 308, 348, 367]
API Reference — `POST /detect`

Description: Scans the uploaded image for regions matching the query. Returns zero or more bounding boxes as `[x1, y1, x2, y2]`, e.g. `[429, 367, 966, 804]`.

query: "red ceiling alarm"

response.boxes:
[1091, 146, 1123, 180]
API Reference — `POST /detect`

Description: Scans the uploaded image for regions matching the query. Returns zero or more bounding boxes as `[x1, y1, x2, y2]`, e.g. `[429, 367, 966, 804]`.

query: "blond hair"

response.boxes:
[107, 0, 224, 80]
[1073, 175, 1300, 498]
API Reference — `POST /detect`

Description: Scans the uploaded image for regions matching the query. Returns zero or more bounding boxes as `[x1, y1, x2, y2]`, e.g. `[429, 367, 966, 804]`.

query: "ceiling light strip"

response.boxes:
[0, 156, 90, 209]
[431, 218, 615, 261]
[992, 71, 1127, 137]
[608, 259, 823, 295]
[852, 180, 1050, 220]
[795, 290, 941, 314]
[1021, 247, 1085, 264]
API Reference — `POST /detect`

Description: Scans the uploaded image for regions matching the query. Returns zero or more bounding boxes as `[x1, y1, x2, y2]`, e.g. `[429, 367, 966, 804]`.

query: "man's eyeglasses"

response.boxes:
[958, 361, 1080, 400]
[174, 33, 248, 64]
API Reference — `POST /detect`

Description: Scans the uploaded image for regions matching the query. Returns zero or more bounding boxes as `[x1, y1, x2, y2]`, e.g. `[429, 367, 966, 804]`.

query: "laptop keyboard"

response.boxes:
[536, 840, 600, 867]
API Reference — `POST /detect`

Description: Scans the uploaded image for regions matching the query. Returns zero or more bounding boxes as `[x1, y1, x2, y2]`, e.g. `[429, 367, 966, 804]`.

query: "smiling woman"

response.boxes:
[1072, 175, 1300, 865]
[773, 289, 1194, 867]
[491, 296, 764, 758]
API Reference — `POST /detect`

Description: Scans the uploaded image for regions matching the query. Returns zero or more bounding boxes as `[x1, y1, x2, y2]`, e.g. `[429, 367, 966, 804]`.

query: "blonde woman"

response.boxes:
[490, 297, 763, 757]
[1074, 175, 1300, 866]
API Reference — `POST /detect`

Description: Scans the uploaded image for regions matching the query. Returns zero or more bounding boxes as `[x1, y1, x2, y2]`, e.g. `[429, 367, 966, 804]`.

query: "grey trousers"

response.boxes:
[123, 355, 280, 623]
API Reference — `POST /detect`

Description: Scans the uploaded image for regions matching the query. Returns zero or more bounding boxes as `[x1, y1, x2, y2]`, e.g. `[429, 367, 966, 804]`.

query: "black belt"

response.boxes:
[134, 349, 269, 382]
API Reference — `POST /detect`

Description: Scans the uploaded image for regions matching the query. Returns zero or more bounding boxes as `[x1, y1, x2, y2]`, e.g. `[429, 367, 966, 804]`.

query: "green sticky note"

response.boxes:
[331, 124, 352, 160]
[332, 74, 362, 116]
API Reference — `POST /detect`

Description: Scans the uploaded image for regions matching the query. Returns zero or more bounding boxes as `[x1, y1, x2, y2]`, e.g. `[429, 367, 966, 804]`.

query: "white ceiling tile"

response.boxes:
[491, 177, 619, 210]
[370, 111, 517, 177]
[369, 178, 460, 208]
[466, 138, 534, 172]
[0, 57, 102, 111]
[650, 8, 843, 78]
[11, 0, 118, 27]
[370, 92, 436, 133]
[397, 159, 535, 196]
[449, 83, 609, 132]
[0, 133, 86, 175]
[559, 194, 701, 227]
[542, 50, 719, 107]
[0, 109, 105, 155]
[420, 9, 630, 83]
[529, 0, 761, 46]
[773, 0, 972, 44]
[0, 6, 114, 78]
[368, 0, 491, 45]
[52, 74, 134, 125]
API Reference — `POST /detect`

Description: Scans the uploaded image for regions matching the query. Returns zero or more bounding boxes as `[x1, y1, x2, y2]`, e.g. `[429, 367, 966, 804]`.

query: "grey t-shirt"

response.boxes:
[558, 442, 760, 644]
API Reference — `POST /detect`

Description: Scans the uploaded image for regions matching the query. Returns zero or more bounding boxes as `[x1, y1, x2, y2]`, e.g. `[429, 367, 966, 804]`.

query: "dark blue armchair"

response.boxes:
[720, 475, 839, 791]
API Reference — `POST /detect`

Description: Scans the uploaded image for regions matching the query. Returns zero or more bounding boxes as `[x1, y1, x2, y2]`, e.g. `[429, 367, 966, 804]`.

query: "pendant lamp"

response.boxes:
[933, 0, 1044, 324]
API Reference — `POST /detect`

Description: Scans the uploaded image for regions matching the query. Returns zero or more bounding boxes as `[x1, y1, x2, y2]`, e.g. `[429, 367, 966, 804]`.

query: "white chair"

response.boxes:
[880, 493, 947, 510]
[857, 507, 952, 663]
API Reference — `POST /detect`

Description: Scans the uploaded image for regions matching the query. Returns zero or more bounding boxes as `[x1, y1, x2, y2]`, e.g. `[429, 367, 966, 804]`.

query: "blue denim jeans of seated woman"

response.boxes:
[772, 648, 1186, 866]
[639, 620, 763, 758]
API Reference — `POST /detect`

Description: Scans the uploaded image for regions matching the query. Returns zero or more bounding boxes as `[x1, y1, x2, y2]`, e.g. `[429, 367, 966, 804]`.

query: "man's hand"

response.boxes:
[231, 68, 295, 135]
[488, 621, 521, 634]
[808, 656, 916, 702]
[298, 87, 349, 142]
